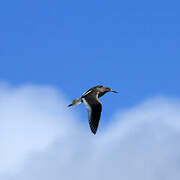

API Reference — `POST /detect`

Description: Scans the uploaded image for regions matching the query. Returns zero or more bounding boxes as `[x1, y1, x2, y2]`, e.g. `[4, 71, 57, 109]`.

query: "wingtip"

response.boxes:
[91, 128, 97, 135]
[92, 131, 96, 135]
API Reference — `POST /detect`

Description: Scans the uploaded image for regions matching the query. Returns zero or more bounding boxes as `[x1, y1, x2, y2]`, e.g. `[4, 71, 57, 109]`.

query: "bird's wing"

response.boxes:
[82, 85, 102, 96]
[82, 93, 102, 134]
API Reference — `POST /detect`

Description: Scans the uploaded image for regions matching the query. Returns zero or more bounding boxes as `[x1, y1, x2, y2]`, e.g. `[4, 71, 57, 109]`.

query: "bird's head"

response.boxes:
[97, 85, 118, 94]
[104, 86, 118, 93]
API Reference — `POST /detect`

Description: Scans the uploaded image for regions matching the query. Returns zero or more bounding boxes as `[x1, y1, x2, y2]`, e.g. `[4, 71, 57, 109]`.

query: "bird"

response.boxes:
[68, 85, 118, 134]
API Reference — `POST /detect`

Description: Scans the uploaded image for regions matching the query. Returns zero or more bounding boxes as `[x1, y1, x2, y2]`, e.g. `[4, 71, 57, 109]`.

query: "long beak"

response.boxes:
[110, 90, 118, 93]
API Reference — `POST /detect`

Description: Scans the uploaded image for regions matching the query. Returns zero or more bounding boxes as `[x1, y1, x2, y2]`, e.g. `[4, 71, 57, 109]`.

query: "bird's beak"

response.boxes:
[110, 89, 118, 93]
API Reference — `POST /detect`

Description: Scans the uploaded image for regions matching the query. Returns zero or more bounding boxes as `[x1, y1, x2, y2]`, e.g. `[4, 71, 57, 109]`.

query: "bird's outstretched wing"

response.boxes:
[82, 93, 102, 134]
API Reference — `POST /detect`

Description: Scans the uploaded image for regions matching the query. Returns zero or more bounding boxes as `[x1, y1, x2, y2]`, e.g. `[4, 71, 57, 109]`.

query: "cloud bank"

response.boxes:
[1, 83, 180, 180]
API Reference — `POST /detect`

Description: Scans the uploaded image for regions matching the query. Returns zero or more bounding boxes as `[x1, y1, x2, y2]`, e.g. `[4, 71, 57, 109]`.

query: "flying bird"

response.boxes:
[68, 85, 118, 134]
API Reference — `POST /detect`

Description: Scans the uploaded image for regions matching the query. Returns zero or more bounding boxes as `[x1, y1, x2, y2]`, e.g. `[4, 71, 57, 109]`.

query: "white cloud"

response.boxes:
[1, 84, 180, 180]
[0, 83, 78, 175]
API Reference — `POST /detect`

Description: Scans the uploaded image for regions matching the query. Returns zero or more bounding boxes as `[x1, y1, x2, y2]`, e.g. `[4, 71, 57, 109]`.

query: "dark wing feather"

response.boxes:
[82, 93, 102, 134]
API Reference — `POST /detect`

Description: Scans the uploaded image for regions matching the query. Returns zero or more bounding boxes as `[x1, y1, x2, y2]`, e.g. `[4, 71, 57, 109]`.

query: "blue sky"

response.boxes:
[1, 1, 180, 120]
[1, 0, 180, 121]
[1, 0, 180, 106]
[1, 1, 180, 179]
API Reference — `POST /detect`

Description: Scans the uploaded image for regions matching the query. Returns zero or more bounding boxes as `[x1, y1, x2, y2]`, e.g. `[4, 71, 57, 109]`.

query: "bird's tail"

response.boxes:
[68, 98, 82, 107]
